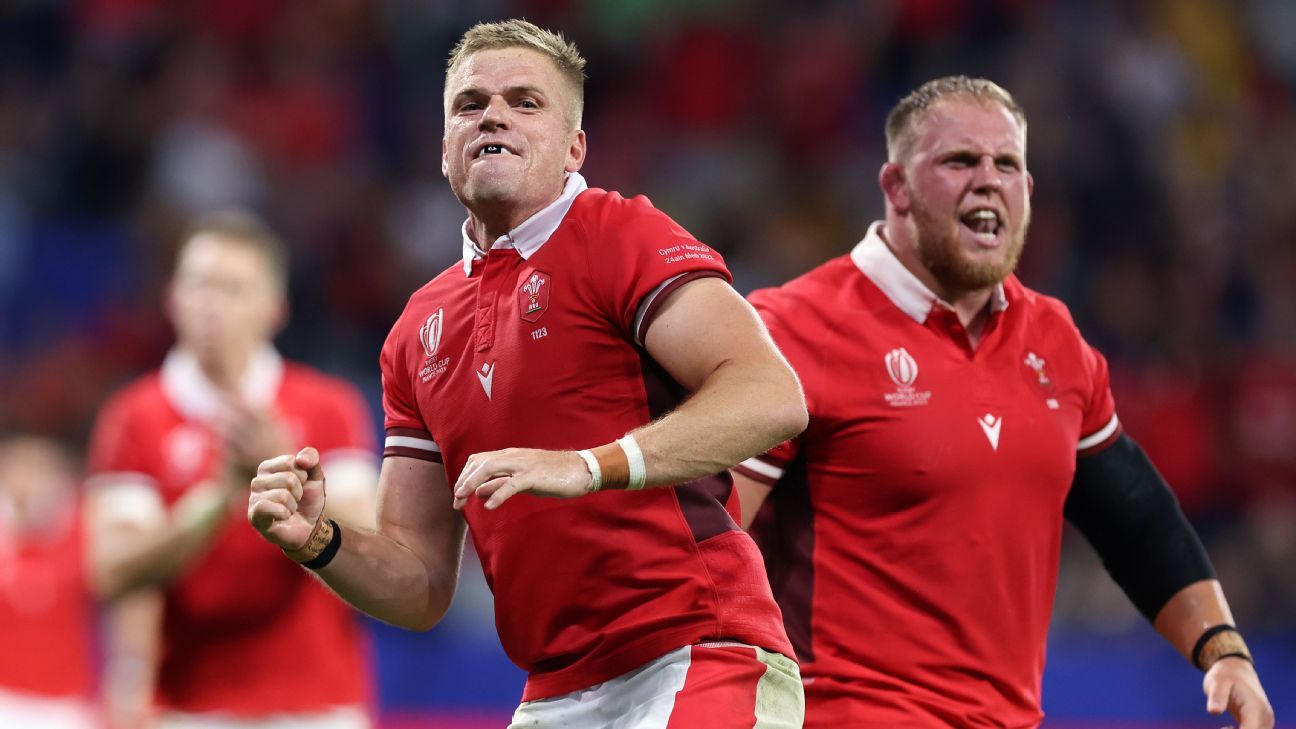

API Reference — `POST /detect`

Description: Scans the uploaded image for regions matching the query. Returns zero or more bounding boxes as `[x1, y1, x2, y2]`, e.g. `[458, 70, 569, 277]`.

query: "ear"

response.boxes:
[1026, 169, 1034, 198]
[441, 136, 449, 179]
[879, 162, 910, 214]
[564, 129, 587, 173]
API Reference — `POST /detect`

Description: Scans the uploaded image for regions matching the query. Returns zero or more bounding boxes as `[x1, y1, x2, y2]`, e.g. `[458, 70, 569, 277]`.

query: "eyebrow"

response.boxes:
[451, 85, 549, 103]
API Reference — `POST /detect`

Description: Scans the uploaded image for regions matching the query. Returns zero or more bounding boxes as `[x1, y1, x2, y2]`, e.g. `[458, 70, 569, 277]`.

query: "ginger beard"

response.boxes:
[910, 190, 1030, 295]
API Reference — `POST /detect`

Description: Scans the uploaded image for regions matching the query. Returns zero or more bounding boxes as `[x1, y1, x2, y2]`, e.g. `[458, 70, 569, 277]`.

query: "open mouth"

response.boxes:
[474, 143, 516, 159]
[960, 208, 1002, 243]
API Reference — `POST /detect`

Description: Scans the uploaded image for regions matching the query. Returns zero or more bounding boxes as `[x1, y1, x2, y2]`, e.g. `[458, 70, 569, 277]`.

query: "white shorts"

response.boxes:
[509, 642, 803, 729]
[0, 686, 97, 729]
[156, 705, 369, 729]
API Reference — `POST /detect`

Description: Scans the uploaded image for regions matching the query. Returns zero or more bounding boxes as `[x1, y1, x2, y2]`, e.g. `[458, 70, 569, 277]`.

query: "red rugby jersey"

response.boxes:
[380, 173, 792, 701]
[0, 502, 93, 700]
[87, 348, 375, 717]
[736, 223, 1120, 728]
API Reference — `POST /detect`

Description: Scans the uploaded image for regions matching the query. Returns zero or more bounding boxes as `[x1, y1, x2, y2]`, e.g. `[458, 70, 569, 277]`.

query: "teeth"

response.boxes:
[963, 209, 1000, 239]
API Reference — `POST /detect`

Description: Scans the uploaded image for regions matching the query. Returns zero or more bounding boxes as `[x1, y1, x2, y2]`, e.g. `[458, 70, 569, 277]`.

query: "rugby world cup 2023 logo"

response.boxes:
[419, 308, 443, 358]
[417, 307, 451, 383]
[883, 347, 932, 407]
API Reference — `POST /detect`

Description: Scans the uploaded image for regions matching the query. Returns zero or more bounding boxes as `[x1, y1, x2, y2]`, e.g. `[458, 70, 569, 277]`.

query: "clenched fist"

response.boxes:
[248, 447, 326, 550]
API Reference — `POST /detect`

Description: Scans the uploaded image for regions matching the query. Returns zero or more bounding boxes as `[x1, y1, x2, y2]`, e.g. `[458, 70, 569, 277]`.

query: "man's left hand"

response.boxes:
[453, 448, 593, 511]
[1204, 657, 1274, 729]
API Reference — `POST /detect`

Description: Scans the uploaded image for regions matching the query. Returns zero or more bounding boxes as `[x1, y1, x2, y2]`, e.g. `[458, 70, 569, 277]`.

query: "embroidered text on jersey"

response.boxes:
[883, 347, 932, 408]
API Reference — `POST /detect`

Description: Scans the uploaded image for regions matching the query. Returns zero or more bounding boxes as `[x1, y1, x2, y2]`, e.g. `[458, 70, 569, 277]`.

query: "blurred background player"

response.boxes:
[249, 19, 807, 729]
[734, 76, 1274, 729]
[85, 211, 379, 729]
[0, 435, 97, 729]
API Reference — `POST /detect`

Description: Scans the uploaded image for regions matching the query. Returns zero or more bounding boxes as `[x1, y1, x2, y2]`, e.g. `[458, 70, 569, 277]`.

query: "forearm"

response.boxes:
[92, 486, 232, 598]
[1064, 434, 1215, 621]
[310, 524, 462, 631]
[100, 591, 160, 728]
[628, 358, 805, 487]
[1154, 580, 1239, 663]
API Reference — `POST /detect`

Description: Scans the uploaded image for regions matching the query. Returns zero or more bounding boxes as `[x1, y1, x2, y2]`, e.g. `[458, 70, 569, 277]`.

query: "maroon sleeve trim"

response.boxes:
[733, 463, 780, 486]
[632, 270, 728, 346]
[383, 446, 444, 463]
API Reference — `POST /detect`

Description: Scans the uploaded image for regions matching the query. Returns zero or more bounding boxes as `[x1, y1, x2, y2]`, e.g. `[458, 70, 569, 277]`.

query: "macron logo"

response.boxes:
[476, 362, 495, 400]
[978, 413, 1002, 451]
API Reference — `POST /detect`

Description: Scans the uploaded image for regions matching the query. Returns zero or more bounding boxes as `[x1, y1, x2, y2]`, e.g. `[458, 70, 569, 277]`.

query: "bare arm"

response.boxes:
[250, 449, 467, 631]
[1066, 435, 1273, 729]
[1154, 580, 1274, 728]
[99, 591, 161, 729]
[732, 470, 775, 530]
[88, 400, 317, 600]
[454, 277, 807, 508]
[631, 276, 807, 483]
[86, 476, 242, 600]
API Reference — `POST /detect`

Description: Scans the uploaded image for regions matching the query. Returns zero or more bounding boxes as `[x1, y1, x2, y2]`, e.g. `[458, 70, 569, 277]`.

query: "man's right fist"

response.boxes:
[248, 447, 327, 550]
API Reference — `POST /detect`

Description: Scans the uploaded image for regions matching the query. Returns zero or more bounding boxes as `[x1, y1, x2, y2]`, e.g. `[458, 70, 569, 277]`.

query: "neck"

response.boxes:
[466, 209, 528, 250]
[193, 345, 254, 393]
[880, 220, 996, 346]
[465, 177, 570, 250]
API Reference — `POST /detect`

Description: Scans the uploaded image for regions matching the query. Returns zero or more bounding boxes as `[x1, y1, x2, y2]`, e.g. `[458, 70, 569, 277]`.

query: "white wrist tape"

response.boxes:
[576, 449, 602, 493]
[617, 435, 647, 491]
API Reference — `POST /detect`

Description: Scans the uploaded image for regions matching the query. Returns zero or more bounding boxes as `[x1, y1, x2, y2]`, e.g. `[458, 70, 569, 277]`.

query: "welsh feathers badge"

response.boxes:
[518, 269, 551, 322]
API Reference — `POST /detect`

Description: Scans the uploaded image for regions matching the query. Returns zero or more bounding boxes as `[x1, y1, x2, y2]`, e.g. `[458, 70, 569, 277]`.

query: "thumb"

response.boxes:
[1204, 672, 1230, 715]
[295, 447, 324, 482]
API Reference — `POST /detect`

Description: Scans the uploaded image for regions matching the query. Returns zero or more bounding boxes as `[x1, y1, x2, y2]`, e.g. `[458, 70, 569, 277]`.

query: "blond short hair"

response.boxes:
[446, 19, 587, 128]
[885, 76, 1027, 163]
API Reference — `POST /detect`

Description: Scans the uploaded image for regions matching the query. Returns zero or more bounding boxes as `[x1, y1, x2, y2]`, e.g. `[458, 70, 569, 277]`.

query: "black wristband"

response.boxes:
[1191, 624, 1239, 670]
[301, 519, 342, 570]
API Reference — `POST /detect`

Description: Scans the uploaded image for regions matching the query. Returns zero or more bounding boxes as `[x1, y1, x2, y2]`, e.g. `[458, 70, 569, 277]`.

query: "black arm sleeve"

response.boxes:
[1063, 433, 1216, 622]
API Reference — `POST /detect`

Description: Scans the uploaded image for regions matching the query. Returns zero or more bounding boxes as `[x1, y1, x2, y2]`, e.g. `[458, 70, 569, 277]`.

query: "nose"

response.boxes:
[480, 95, 510, 130]
[971, 156, 1002, 193]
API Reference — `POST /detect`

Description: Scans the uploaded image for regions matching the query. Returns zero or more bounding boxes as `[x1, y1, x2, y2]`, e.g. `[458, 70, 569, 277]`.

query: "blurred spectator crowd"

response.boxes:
[0, 0, 1293, 630]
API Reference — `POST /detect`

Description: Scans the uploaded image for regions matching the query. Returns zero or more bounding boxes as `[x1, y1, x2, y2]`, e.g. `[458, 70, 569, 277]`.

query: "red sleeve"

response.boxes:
[1076, 338, 1121, 457]
[583, 193, 732, 345]
[733, 438, 801, 486]
[379, 312, 442, 463]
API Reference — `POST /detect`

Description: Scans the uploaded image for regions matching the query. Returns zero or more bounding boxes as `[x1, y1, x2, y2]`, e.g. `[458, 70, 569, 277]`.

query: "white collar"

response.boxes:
[850, 221, 1008, 324]
[460, 172, 589, 275]
[160, 345, 284, 423]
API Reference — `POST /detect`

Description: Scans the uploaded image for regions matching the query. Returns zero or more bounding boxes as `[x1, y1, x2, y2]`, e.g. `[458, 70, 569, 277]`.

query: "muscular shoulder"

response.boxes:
[566, 187, 691, 242]
[1006, 277, 1090, 351]
[387, 264, 464, 344]
[568, 186, 650, 223]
